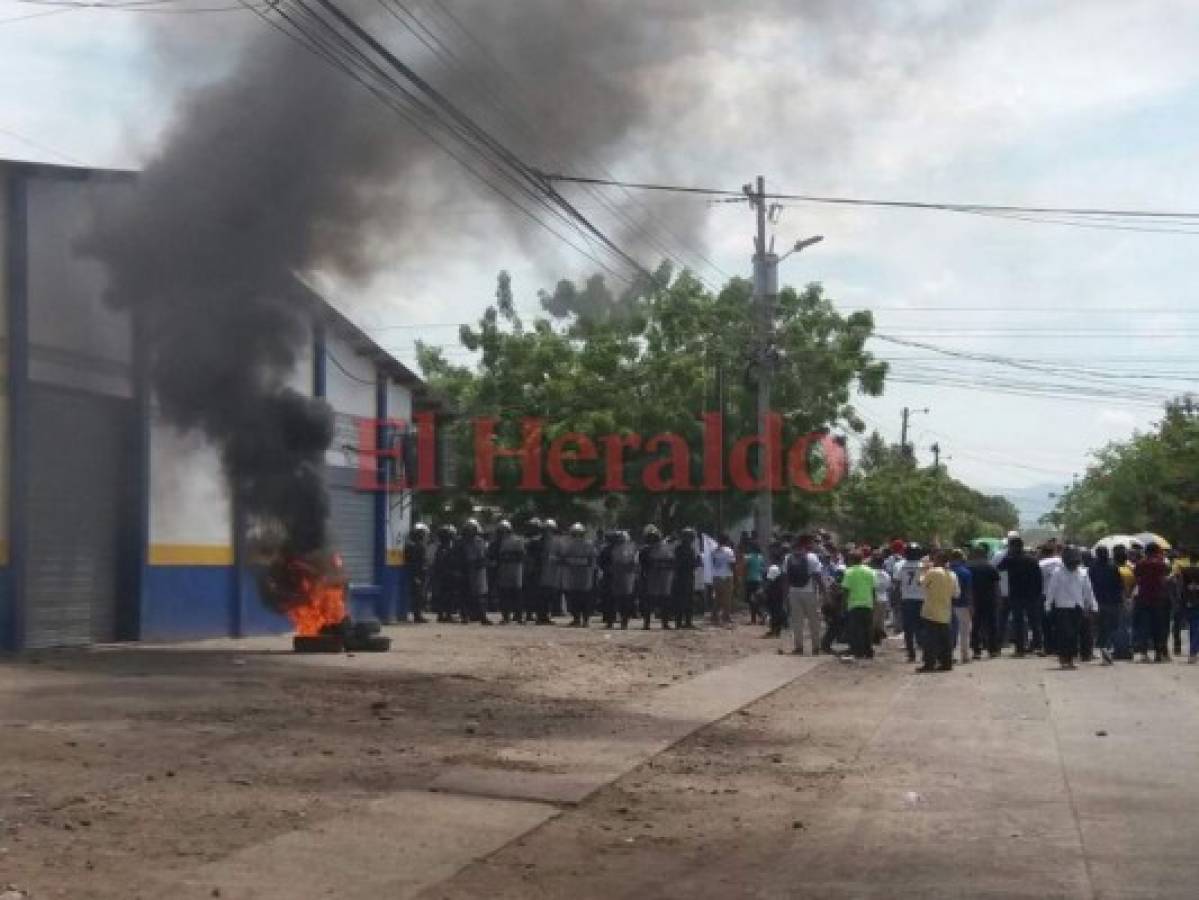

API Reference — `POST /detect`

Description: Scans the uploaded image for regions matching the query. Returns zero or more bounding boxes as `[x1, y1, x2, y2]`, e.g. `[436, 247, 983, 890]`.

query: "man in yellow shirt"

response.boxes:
[918, 550, 958, 672]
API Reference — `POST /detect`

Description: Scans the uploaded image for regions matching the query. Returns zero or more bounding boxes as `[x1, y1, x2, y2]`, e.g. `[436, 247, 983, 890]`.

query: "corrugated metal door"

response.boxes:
[25, 385, 137, 648]
[327, 466, 376, 586]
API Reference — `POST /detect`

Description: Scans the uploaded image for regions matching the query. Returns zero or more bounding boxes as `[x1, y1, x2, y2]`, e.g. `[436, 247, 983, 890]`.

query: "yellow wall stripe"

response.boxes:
[149, 544, 234, 566]
[0, 538, 8, 566]
[387, 548, 405, 567]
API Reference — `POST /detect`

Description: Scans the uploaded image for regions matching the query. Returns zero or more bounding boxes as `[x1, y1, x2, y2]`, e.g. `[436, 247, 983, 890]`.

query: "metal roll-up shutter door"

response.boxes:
[25, 385, 137, 648]
[326, 466, 376, 586]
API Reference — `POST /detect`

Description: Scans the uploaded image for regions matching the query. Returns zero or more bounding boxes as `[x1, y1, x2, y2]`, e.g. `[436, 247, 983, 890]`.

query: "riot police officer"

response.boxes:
[494, 520, 527, 624]
[609, 531, 640, 629]
[561, 523, 598, 626]
[403, 522, 430, 624]
[673, 527, 699, 629]
[539, 519, 563, 623]
[523, 518, 547, 624]
[640, 525, 675, 630]
[459, 518, 492, 625]
[431, 524, 458, 622]
[597, 530, 620, 627]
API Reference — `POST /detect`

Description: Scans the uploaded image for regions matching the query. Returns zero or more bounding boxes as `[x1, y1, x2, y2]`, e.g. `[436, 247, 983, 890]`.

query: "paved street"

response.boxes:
[433, 645, 1199, 900]
[3, 631, 1197, 899]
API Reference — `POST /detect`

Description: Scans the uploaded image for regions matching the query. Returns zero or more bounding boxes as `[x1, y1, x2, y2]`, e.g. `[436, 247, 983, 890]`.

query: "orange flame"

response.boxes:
[278, 555, 347, 636]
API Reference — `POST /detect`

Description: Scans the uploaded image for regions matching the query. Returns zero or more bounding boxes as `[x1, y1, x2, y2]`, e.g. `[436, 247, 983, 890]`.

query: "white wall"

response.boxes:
[323, 329, 377, 469]
[148, 415, 232, 562]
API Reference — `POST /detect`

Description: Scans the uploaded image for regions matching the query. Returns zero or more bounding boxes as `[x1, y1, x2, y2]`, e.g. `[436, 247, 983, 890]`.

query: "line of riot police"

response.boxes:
[402, 519, 704, 629]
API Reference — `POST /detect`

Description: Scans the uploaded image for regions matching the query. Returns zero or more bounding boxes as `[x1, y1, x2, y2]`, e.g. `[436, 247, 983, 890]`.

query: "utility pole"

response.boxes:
[900, 406, 929, 459]
[931, 442, 941, 469]
[746, 176, 776, 547]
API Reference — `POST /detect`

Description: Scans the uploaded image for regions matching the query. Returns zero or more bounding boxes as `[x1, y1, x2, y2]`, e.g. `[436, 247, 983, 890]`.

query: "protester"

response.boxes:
[948, 549, 973, 666]
[917, 550, 957, 672]
[1038, 543, 1063, 656]
[869, 552, 891, 644]
[895, 544, 927, 662]
[1133, 542, 1172, 663]
[784, 535, 826, 655]
[966, 544, 1000, 659]
[841, 551, 876, 661]
[710, 535, 737, 627]
[743, 543, 765, 625]
[1044, 546, 1097, 669]
[998, 537, 1042, 657]
[1175, 548, 1199, 663]
[1087, 546, 1123, 665]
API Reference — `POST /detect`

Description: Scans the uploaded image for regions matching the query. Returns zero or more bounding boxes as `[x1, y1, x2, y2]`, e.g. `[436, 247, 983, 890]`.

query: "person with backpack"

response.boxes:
[784, 534, 826, 655]
[894, 544, 927, 662]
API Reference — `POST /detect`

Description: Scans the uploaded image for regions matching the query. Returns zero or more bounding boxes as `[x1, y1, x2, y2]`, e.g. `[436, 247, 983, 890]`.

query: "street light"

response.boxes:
[779, 235, 824, 263]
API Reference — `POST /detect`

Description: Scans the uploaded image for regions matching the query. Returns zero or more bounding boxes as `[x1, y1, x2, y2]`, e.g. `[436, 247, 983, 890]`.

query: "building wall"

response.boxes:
[142, 321, 315, 641]
[382, 378, 414, 618]
[0, 172, 10, 643]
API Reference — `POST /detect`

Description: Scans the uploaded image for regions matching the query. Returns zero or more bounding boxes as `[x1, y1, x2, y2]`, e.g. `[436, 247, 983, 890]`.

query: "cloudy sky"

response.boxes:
[3, 0, 1197, 512]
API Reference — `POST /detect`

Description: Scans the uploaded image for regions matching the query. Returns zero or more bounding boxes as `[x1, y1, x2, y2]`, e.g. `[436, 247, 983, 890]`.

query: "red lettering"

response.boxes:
[787, 432, 848, 493]
[354, 417, 384, 491]
[642, 433, 693, 492]
[546, 432, 598, 492]
[728, 413, 784, 491]
[700, 412, 725, 491]
[414, 410, 438, 491]
[473, 417, 544, 491]
[600, 432, 642, 491]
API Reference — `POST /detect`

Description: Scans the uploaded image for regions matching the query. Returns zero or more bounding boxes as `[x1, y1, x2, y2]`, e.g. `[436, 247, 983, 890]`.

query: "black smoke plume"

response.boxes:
[85, 0, 988, 564]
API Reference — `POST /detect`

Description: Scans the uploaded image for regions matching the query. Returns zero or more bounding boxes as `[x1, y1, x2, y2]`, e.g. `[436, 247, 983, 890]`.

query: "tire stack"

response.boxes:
[293, 618, 392, 653]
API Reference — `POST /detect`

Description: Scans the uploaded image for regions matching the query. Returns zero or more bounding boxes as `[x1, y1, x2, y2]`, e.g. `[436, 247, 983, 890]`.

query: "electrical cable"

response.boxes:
[537, 172, 1199, 222]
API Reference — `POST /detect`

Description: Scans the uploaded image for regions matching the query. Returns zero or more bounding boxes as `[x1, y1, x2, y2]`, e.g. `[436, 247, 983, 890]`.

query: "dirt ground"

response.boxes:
[0, 618, 767, 899]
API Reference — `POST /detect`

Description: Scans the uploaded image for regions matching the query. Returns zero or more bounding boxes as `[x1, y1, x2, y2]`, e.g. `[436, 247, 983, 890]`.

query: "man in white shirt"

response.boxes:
[1044, 547, 1096, 669]
[784, 534, 827, 655]
[1038, 543, 1062, 655]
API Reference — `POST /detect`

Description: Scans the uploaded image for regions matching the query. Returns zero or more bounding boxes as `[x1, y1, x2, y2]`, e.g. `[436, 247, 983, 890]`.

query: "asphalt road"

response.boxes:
[431, 647, 1199, 900]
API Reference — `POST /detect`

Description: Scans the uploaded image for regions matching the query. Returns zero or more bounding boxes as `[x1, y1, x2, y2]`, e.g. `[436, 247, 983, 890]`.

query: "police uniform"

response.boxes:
[561, 534, 598, 626]
[496, 532, 527, 623]
[641, 539, 676, 629]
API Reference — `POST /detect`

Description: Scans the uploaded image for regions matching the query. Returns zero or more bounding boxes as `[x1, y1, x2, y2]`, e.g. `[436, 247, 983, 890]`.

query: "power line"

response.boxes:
[0, 125, 84, 164]
[247, 0, 637, 285]
[538, 172, 1199, 222]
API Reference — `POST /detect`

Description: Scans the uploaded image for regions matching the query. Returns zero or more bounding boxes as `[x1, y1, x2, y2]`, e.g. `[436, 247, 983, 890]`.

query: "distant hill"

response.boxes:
[994, 483, 1061, 528]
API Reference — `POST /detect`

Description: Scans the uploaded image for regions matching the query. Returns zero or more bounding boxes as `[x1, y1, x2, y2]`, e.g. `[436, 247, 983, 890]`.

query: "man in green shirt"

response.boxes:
[842, 551, 877, 660]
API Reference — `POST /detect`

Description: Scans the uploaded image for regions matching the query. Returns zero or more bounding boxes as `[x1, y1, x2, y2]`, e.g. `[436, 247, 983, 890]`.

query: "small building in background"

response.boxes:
[1, 159, 434, 651]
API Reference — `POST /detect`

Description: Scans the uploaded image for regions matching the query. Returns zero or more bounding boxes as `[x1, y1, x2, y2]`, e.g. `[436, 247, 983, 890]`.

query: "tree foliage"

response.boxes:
[1044, 395, 1199, 545]
[416, 265, 885, 531]
[827, 431, 1019, 546]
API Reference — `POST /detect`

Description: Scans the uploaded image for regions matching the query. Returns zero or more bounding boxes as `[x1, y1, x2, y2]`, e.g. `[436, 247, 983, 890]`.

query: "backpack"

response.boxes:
[786, 553, 811, 588]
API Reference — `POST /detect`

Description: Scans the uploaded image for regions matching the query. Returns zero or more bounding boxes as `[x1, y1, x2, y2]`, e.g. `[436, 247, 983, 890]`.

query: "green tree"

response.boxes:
[416, 266, 887, 531]
[1047, 395, 1199, 545]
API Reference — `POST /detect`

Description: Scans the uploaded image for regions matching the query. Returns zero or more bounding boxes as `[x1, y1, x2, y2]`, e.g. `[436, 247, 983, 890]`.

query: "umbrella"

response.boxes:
[1132, 531, 1172, 550]
[971, 537, 1005, 554]
[1092, 534, 1138, 553]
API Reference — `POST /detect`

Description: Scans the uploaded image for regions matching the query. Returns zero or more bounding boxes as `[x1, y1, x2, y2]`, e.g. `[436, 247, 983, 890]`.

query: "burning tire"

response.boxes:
[345, 634, 392, 653]
[293, 634, 345, 653]
[352, 620, 382, 638]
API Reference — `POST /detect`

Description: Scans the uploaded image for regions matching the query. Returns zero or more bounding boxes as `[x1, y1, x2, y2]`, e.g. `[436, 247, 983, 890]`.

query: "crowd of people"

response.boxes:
[401, 521, 1199, 672]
